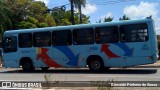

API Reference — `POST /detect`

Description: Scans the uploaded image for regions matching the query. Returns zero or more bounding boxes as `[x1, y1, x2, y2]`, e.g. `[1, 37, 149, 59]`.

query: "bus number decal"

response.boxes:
[36, 48, 62, 67]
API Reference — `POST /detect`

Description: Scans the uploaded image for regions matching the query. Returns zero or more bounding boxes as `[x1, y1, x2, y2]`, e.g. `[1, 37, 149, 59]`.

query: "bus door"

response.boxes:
[2, 35, 19, 67]
[120, 23, 150, 66]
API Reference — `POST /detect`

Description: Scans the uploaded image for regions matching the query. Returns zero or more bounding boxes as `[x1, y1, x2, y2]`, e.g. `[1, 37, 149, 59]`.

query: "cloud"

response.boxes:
[34, 0, 50, 5]
[124, 1, 158, 18]
[82, 4, 97, 15]
[123, 1, 160, 33]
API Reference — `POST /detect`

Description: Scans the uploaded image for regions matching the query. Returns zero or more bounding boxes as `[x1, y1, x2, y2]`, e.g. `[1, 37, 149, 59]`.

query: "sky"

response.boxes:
[35, 0, 160, 34]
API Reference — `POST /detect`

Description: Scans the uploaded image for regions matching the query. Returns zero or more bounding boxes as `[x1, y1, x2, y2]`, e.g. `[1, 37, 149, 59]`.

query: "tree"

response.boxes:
[45, 14, 56, 26]
[5, 0, 33, 29]
[17, 16, 38, 29]
[96, 19, 102, 23]
[17, 14, 56, 29]
[28, 1, 47, 22]
[73, 0, 86, 24]
[51, 10, 90, 26]
[5, 0, 56, 29]
[119, 15, 130, 21]
[0, 0, 12, 32]
[96, 17, 113, 23]
[74, 11, 90, 24]
[70, 0, 75, 25]
[28, 1, 56, 27]
[104, 17, 113, 22]
[51, 7, 66, 25]
[69, 0, 86, 24]
[157, 35, 160, 56]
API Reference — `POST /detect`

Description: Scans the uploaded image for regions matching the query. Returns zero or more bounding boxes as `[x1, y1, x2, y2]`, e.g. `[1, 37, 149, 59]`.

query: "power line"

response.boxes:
[47, 3, 70, 12]
[50, 3, 70, 9]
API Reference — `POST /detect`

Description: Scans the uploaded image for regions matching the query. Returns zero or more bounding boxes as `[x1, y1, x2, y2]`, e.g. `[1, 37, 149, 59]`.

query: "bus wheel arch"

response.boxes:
[87, 55, 104, 71]
[20, 57, 35, 71]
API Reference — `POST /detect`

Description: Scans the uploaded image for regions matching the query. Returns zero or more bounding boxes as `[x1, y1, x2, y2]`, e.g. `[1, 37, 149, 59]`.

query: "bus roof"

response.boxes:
[4, 17, 153, 35]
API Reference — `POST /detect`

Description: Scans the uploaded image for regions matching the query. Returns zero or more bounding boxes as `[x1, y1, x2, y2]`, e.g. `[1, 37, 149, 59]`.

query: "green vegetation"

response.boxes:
[0, 0, 12, 33]
[91, 79, 114, 90]
[157, 35, 160, 56]
[44, 74, 53, 89]
[119, 15, 131, 21]
[104, 17, 114, 22]
[0, 0, 132, 32]
[70, 0, 86, 24]
[97, 14, 130, 23]
[0, 0, 90, 33]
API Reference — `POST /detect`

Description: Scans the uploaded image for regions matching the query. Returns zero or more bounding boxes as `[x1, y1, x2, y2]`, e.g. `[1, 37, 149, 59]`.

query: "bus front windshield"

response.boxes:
[3, 36, 17, 53]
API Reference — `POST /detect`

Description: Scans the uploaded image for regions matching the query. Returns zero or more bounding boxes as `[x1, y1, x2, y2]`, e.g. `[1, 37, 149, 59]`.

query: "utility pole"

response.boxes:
[71, 0, 75, 25]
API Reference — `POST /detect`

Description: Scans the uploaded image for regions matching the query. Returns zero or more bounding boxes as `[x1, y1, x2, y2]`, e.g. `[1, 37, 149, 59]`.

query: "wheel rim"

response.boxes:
[91, 60, 101, 70]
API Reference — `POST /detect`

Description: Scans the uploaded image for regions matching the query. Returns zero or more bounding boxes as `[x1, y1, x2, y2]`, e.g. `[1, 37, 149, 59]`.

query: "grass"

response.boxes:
[91, 79, 114, 90]
[44, 74, 53, 89]
[43, 74, 115, 90]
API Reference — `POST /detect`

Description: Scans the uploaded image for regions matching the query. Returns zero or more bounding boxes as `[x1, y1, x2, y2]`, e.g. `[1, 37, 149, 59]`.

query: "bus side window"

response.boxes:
[33, 32, 51, 47]
[52, 30, 72, 46]
[120, 23, 148, 42]
[95, 26, 119, 44]
[3, 36, 17, 53]
[19, 33, 32, 48]
[120, 28, 126, 42]
[73, 28, 94, 45]
[95, 30, 100, 43]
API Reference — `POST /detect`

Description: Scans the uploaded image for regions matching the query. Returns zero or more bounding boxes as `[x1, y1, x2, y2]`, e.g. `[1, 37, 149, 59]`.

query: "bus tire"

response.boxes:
[22, 60, 34, 72]
[88, 56, 104, 71]
[41, 67, 49, 71]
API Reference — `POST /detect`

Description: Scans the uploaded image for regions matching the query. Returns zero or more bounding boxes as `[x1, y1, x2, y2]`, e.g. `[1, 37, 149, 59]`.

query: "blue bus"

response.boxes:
[2, 17, 158, 71]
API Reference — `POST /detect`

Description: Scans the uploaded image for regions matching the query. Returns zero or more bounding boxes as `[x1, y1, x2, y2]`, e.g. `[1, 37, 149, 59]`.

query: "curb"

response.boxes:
[135, 65, 160, 68]
[134, 65, 160, 68]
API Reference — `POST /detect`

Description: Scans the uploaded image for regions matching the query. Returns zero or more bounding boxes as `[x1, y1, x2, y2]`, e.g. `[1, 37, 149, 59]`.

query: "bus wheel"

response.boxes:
[41, 67, 49, 71]
[88, 58, 104, 71]
[22, 61, 34, 72]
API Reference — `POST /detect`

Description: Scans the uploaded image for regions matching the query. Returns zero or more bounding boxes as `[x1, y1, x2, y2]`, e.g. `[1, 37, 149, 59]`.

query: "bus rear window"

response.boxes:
[120, 23, 148, 42]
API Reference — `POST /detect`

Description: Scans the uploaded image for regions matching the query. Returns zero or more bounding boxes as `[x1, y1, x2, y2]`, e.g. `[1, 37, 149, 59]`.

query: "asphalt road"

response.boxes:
[0, 67, 159, 81]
